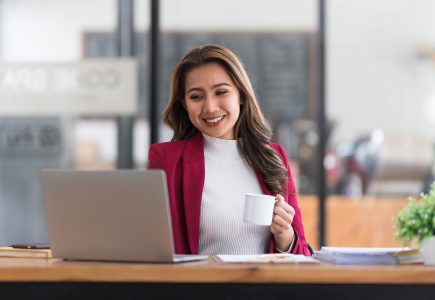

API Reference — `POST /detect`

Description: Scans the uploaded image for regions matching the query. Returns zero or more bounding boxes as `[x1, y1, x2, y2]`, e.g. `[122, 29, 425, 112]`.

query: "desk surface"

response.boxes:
[1, 257, 434, 284]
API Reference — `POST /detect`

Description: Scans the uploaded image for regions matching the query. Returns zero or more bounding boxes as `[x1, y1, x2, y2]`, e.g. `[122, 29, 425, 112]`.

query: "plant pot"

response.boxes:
[421, 236, 435, 266]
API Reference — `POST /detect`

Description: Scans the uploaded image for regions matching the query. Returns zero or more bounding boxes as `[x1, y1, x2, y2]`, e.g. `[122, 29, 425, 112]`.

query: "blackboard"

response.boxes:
[83, 32, 316, 124]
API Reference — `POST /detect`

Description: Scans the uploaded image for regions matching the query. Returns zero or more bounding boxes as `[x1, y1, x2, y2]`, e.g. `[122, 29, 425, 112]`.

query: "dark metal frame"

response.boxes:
[150, 0, 160, 145]
[116, 0, 134, 169]
[317, 0, 327, 247]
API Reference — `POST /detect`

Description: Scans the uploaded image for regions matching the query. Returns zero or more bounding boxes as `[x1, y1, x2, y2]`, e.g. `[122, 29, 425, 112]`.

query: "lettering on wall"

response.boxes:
[0, 59, 138, 115]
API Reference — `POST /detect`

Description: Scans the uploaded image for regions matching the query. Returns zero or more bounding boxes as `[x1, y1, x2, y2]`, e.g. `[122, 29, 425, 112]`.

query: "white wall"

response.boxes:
[328, 0, 435, 143]
[0, 0, 116, 61]
[159, 0, 317, 31]
[0, 0, 316, 62]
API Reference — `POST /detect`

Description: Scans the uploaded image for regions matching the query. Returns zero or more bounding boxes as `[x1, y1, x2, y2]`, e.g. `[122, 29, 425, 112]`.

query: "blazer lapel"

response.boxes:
[181, 132, 205, 254]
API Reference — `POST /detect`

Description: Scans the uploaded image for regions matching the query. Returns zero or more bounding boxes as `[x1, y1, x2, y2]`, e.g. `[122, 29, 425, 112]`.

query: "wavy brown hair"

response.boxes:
[163, 44, 287, 195]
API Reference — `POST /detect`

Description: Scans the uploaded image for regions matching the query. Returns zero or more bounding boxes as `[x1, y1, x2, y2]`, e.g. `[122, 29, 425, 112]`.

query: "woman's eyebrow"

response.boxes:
[210, 82, 231, 89]
[186, 87, 202, 94]
[186, 82, 231, 94]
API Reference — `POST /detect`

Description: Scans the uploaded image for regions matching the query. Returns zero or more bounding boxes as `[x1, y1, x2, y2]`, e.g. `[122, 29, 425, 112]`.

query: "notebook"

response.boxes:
[41, 170, 207, 263]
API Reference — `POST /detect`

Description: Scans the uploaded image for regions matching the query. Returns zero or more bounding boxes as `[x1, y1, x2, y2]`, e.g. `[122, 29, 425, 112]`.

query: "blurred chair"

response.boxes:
[338, 130, 434, 197]
[368, 131, 433, 196]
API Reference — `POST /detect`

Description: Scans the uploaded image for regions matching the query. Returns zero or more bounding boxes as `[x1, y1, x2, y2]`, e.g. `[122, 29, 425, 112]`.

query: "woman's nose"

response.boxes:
[202, 96, 219, 113]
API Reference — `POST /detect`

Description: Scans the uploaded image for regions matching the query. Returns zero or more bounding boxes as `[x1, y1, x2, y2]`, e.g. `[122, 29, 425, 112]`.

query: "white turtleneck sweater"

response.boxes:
[198, 134, 270, 255]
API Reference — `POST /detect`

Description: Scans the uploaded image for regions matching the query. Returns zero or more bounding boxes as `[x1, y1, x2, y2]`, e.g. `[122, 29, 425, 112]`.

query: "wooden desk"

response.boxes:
[1, 257, 435, 300]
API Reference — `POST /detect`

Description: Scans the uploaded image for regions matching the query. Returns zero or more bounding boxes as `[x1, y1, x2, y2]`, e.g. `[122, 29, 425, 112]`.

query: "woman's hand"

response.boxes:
[271, 194, 295, 252]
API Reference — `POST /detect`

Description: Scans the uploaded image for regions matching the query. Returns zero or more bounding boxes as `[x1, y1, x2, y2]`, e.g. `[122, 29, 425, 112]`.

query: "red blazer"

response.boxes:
[148, 132, 311, 255]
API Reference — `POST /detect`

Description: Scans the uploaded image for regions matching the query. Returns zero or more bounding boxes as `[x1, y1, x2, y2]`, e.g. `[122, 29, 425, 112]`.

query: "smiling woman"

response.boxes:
[148, 44, 311, 256]
[184, 63, 241, 140]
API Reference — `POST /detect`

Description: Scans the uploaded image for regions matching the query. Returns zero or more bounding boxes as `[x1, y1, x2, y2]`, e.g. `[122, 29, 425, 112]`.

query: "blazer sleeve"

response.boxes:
[148, 143, 164, 170]
[276, 144, 312, 256]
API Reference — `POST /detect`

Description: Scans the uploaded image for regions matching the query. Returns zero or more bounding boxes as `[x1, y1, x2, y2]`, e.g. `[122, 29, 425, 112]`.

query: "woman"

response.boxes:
[148, 44, 311, 256]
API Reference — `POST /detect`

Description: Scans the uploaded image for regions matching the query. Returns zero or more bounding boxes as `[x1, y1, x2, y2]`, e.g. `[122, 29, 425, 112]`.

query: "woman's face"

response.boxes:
[184, 63, 241, 140]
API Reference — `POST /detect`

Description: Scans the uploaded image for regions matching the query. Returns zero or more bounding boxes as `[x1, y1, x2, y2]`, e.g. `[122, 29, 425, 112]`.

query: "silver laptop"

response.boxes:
[41, 170, 207, 263]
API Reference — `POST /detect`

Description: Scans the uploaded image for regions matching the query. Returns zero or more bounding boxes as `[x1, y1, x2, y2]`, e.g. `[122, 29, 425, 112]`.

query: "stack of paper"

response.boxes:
[217, 254, 319, 264]
[314, 247, 410, 265]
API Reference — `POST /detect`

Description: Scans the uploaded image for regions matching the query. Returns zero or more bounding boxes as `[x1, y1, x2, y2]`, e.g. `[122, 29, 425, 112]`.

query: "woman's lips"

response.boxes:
[203, 115, 225, 127]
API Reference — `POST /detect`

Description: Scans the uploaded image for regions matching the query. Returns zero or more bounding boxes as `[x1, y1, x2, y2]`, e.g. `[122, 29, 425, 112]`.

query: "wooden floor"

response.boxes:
[298, 195, 409, 250]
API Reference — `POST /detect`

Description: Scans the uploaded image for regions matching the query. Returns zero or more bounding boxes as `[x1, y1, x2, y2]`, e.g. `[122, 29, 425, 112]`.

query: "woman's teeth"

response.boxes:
[205, 116, 224, 123]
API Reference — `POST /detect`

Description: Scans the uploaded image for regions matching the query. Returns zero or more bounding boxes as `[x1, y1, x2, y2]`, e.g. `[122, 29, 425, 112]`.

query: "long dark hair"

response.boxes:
[163, 44, 287, 195]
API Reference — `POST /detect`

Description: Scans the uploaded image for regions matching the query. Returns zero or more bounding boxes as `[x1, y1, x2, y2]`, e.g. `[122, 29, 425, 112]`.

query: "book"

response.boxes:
[393, 248, 423, 264]
[314, 247, 410, 265]
[217, 254, 320, 264]
[0, 247, 52, 258]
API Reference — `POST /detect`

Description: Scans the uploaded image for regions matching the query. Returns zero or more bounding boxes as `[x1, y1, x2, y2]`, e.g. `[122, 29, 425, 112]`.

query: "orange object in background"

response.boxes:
[298, 195, 407, 250]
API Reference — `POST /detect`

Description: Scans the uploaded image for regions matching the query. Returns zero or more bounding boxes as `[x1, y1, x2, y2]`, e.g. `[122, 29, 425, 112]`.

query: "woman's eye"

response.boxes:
[189, 94, 202, 100]
[216, 90, 227, 96]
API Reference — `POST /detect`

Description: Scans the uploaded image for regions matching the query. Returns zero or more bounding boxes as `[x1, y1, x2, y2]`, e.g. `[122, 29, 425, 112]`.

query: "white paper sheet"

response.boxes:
[217, 254, 319, 264]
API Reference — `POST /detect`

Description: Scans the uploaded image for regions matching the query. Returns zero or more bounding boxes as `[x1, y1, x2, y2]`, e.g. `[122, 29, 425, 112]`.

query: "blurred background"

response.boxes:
[0, 0, 434, 250]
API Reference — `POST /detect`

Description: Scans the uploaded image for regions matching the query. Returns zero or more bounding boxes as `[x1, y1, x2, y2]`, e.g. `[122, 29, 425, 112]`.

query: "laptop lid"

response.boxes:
[41, 170, 177, 262]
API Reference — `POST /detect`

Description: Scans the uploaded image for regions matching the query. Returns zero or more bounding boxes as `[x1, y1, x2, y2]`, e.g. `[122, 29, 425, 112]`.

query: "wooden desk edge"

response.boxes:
[1, 257, 435, 284]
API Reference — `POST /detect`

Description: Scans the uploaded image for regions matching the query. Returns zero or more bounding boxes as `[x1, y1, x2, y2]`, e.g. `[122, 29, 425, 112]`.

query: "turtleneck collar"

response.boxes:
[202, 133, 243, 162]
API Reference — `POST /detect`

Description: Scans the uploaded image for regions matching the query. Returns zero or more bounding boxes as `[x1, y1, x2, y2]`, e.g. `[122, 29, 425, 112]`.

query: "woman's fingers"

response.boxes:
[274, 195, 295, 220]
[275, 198, 294, 214]
[272, 194, 295, 234]
[272, 214, 291, 229]
[274, 206, 293, 223]
[271, 219, 292, 236]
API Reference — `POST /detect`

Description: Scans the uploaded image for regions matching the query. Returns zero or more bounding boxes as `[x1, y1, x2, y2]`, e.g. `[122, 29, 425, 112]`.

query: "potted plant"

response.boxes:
[394, 182, 435, 266]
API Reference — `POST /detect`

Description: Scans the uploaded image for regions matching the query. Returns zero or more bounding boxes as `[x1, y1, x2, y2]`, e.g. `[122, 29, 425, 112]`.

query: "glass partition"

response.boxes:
[2, 0, 433, 250]
[325, 0, 435, 248]
[328, 0, 435, 199]
[0, 0, 117, 246]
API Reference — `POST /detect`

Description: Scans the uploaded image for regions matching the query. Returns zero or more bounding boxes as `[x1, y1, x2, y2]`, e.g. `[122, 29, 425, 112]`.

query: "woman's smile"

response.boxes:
[203, 115, 226, 127]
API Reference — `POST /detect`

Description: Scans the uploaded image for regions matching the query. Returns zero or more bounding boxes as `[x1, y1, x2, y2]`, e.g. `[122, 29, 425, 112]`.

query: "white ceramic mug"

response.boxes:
[243, 193, 276, 226]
